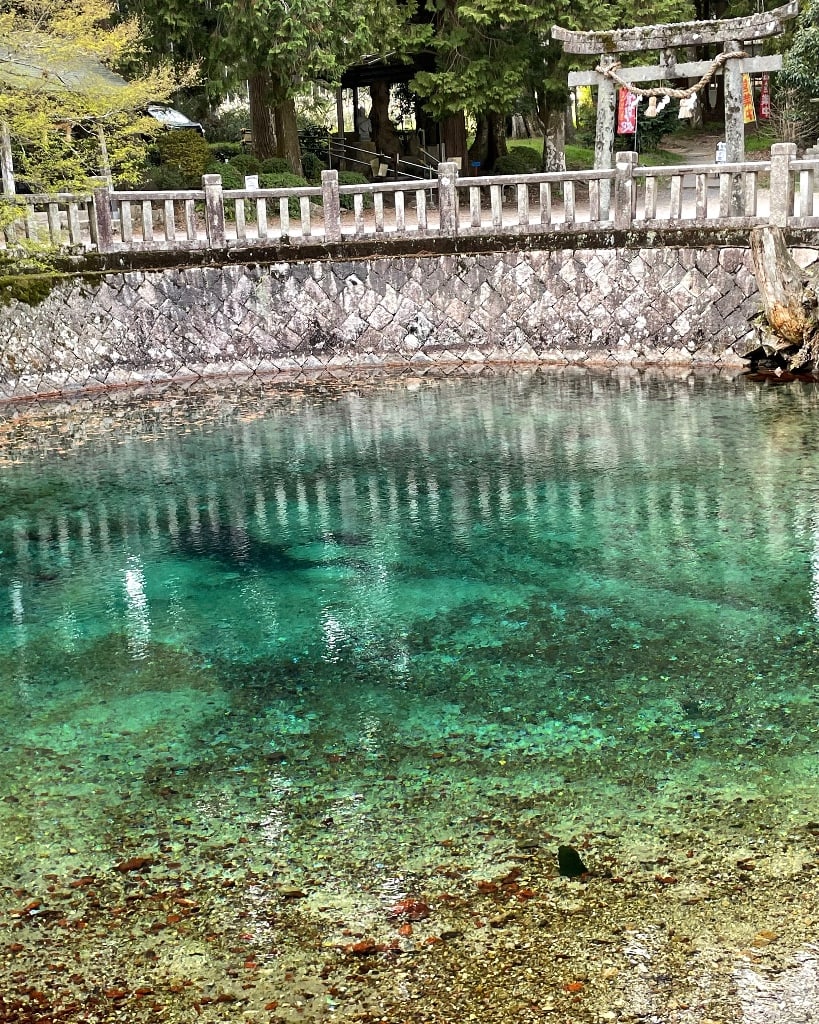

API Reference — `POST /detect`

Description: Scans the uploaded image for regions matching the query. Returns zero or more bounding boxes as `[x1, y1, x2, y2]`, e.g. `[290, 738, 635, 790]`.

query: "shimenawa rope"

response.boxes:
[594, 50, 747, 99]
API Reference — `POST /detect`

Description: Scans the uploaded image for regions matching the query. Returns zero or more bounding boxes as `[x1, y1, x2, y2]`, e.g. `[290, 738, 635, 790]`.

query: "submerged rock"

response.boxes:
[114, 855, 154, 873]
[557, 844, 588, 878]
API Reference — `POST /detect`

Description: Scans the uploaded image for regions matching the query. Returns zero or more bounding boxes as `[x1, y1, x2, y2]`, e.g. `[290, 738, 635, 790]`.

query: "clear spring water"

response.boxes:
[2, 369, 819, 1019]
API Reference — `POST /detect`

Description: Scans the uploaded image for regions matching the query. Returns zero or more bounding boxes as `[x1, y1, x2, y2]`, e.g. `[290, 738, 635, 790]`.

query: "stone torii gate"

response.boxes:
[552, 2, 798, 216]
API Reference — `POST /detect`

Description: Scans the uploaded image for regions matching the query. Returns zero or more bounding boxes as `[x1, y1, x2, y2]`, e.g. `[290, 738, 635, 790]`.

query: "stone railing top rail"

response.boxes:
[2, 143, 818, 255]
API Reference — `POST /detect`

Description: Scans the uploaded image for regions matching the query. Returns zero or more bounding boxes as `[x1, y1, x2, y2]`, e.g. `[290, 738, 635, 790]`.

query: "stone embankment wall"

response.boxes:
[1, 239, 811, 401]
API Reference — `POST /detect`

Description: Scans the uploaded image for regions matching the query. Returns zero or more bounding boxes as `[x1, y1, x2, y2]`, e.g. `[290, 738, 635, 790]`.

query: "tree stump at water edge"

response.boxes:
[748, 226, 819, 374]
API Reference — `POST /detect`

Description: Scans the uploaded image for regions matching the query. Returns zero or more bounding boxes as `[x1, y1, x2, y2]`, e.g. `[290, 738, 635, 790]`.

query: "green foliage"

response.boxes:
[258, 172, 311, 188]
[744, 129, 776, 155]
[337, 171, 373, 209]
[203, 106, 250, 142]
[783, 4, 819, 87]
[0, 0, 189, 193]
[124, 0, 419, 104]
[768, 86, 819, 147]
[298, 123, 331, 159]
[155, 130, 212, 186]
[208, 141, 245, 161]
[301, 151, 328, 182]
[141, 163, 186, 190]
[564, 143, 595, 170]
[260, 157, 292, 174]
[492, 145, 541, 173]
[779, 0, 819, 127]
[229, 153, 262, 175]
[206, 161, 244, 189]
[259, 172, 312, 217]
[0, 272, 61, 309]
[631, 101, 679, 153]
[413, 0, 544, 119]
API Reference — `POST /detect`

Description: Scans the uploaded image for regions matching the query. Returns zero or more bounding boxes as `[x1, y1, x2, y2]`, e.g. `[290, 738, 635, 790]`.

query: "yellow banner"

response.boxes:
[742, 73, 756, 124]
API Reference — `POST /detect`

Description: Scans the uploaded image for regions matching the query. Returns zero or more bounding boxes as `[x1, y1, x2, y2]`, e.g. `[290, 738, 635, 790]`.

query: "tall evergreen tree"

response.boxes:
[124, 0, 418, 172]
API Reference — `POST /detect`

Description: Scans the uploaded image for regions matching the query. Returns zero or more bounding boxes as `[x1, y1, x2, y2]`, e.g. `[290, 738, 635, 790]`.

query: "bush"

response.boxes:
[301, 151, 328, 182]
[492, 146, 541, 174]
[633, 102, 678, 153]
[227, 153, 262, 176]
[206, 161, 244, 190]
[298, 123, 330, 159]
[141, 164, 186, 191]
[260, 157, 292, 174]
[509, 145, 542, 169]
[203, 106, 250, 142]
[208, 141, 244, 162]
[337, 171, 373, 210]
[259, 172, 312, 218]
[155, 129, 212, 187]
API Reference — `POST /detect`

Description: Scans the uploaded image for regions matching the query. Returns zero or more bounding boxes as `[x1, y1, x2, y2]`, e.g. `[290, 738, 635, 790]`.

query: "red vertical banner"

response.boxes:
[760, 73, 771, 120]
[617, 90, 638, 134]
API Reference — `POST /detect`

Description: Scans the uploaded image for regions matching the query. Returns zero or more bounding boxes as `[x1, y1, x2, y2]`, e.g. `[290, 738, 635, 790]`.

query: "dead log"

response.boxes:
[750, 226, 819, 368]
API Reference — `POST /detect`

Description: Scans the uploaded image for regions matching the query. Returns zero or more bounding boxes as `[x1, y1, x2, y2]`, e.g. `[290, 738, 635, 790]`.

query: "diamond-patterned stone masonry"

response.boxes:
[1, 243, 810, 401]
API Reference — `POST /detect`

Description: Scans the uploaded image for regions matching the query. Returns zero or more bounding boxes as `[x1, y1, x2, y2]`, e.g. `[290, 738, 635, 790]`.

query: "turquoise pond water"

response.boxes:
[2, 369, 819, 1018]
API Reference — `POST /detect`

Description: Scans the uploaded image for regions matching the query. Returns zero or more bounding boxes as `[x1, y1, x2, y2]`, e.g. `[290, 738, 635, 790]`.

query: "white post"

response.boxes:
[614, 151, 638, 229]
[437, 161, 459, 235]
[203, 173, 226, 248]
[769, 142, 796, 227]
[1, 121, 15, 196]
[321, 169, 341, 241]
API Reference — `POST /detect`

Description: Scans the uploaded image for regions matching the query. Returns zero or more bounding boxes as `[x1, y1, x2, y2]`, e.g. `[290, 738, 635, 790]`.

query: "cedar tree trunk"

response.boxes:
[248, 71, 277, 161]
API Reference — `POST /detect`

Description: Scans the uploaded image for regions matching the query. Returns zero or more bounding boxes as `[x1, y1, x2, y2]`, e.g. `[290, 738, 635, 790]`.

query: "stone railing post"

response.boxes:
[769, 142, 796, 228]
[437, 161, 459, 236]
[203, 173, 226, 248]
[614, 151, 638, 230]
[90, 177, 115, 253]
[321, 169, 341, 242]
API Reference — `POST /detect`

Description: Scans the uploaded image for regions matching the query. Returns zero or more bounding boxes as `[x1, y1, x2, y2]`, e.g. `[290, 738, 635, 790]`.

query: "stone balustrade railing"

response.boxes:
[1, 142, 816, 255]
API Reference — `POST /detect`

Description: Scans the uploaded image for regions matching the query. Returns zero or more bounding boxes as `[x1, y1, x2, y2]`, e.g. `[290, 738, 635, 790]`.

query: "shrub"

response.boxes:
[298, 123, 330, 159]
[141, 164, 186, 191]
[155, 130, 212, 187]
[209, 141, 244, 162]
[260, 157, 291, 174]
[206, 161, 244, 190]
[301, 151, 328, 182]
[633, 102, 678, 153]
[259, 172, 312, 218]
[337, 171, 373, 210]
[493, 146, 541, 174]
[203, 106, 250, 142]
[227, 153, 262, 176]
[510, 145, 542, 168]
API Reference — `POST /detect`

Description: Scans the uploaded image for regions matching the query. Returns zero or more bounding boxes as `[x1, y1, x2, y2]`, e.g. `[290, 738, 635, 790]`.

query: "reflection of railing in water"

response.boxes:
[1, 377, 808, 596]
[3, 143, 817, 253]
